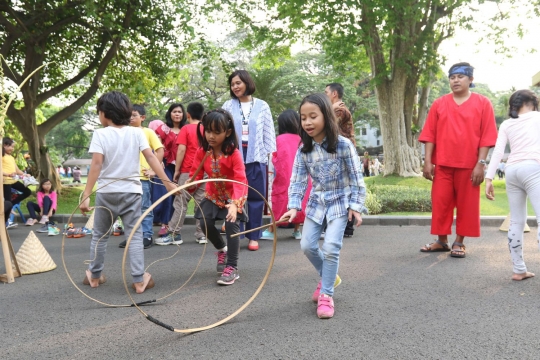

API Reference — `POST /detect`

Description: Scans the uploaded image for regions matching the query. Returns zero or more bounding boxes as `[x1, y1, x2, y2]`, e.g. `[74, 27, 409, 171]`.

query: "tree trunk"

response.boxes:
[404, 75, 419, 147]
[413, 77, 433, 165]
[6, 105, 62, 190]
[376, 76, 421, 177]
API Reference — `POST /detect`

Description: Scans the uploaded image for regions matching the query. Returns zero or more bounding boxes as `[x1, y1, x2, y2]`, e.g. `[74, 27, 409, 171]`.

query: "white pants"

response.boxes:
[505, 160, 540, 273]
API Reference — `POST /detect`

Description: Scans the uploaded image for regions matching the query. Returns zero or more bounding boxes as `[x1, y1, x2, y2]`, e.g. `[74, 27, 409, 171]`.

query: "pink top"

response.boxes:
[272, 133, 310, 223]
[37, 191, 57, 210]
[486, 111, 540, 179]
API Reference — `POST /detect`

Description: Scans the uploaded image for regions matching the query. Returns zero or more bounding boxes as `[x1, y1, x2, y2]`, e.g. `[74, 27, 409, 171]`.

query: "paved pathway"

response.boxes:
[1, 223, 539, 359]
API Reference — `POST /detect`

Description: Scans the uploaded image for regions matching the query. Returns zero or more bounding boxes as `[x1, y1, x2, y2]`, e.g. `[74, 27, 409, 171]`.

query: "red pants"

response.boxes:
[431, 165, 480, 237]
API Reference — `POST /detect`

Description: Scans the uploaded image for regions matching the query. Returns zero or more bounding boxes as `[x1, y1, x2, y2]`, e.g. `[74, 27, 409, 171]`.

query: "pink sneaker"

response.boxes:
[158, 225, 168, 236]
[317, 294, 334, 319]
[312, 275, 342, 302]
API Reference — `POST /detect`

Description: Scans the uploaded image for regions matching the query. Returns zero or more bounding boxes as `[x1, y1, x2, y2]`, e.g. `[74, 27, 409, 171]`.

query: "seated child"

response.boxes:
[25, 178, 57, 226]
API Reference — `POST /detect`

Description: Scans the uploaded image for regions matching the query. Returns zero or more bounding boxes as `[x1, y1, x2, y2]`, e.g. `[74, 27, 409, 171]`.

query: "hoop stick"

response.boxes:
[189, 150, 211, 183]
[230, 217, 290, 238]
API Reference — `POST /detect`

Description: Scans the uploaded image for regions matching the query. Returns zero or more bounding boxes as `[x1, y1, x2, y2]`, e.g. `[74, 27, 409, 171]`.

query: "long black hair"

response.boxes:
[508, 89, 539, 119]
[277, 110, 300, 135]
[165, 103, 187, 128]
[197, 109, 238, 155]
[298, 93, 339, 154]
[2, 137, 14, 156]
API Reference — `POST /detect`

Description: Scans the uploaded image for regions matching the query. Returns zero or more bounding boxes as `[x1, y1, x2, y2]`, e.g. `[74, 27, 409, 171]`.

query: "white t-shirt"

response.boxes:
[241, 101, 252, 143]
[486, 111, 540, 179]
[89, 126, 149, 193]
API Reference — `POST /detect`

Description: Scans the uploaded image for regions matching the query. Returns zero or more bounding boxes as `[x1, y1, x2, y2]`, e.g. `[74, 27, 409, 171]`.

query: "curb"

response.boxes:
[11, 214, 536, 227]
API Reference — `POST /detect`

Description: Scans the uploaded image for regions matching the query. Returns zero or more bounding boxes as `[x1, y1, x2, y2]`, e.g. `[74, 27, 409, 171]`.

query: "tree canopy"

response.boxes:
[0, 0, 194, 184]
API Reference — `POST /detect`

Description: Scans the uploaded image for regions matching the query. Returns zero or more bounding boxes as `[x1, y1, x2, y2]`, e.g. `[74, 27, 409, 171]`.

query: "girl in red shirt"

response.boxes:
[187, 109, 248, 286]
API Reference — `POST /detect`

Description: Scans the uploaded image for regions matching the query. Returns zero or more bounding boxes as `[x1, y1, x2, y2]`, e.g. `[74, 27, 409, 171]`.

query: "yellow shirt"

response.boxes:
[140, 127, 163, 180]
[2, 154, 17, 184]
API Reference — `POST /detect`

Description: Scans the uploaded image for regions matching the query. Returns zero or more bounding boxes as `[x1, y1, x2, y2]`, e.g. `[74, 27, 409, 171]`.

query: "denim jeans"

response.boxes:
[300, 215, 348, 296]
[141, 180, 153, 238]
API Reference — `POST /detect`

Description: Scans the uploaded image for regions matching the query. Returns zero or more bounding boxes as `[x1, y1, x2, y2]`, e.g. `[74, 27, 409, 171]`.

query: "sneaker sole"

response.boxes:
[154, 242, 172, 246]
[317, 312, 334, 319]
[172, 240, 183, 245]
[217, 275, 239, 285]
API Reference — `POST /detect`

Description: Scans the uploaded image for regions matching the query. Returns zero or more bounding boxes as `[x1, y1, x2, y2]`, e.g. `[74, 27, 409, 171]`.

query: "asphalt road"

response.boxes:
[1, 223, 540, 359]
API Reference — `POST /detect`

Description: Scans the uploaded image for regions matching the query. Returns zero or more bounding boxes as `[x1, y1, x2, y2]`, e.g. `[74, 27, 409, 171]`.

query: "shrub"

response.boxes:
[364, 189, 382, 214]
[369, 185, 431, 213]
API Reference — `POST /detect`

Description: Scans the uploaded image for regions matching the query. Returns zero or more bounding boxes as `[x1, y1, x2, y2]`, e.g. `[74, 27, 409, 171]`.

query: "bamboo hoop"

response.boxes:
[121, 178, 277, 334]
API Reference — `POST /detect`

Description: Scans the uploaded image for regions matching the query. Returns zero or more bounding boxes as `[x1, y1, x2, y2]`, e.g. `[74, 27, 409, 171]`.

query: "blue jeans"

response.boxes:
[300, 215, 348, 296]
[141, 180, 153, 238]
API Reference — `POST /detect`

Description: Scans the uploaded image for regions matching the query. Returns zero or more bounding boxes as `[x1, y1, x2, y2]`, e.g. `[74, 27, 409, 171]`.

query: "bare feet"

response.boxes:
[132, 272, 155, 294]
[83, 269, 106, 287]
[512, 271, 535, 281]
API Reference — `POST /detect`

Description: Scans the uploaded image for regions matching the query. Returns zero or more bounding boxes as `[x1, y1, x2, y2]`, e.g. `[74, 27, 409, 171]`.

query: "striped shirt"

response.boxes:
[288, 136, 367, 224]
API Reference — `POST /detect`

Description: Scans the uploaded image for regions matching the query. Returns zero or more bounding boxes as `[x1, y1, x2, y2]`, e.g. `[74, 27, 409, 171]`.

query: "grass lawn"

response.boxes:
[364, 175, 534, 216]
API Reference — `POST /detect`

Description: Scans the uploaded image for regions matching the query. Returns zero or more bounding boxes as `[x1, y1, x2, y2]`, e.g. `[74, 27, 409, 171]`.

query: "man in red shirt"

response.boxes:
[155, 102, 207, 245]
[419, 62, 498, 258]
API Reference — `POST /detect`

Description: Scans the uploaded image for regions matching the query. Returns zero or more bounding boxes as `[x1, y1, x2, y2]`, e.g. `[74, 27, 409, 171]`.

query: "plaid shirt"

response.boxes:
[288, 136, 367, 225]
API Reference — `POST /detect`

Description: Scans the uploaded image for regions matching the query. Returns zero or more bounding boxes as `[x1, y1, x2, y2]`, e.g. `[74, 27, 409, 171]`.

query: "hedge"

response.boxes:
[366, 185, 431, 214]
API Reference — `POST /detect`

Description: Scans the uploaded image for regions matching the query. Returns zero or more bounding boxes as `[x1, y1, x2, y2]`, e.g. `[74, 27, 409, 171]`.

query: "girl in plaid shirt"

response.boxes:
[280, 93, 366, 319]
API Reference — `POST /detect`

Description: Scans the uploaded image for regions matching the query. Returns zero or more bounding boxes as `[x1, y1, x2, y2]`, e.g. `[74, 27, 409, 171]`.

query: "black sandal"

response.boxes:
[450, 242, 466, 258]
[420, 239, 450, 252]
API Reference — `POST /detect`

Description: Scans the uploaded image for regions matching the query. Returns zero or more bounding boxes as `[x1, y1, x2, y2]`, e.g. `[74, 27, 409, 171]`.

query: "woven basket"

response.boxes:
[12, 231, 56, 275]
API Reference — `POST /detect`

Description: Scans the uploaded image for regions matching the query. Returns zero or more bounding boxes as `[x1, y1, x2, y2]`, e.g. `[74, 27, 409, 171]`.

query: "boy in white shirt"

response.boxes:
[80, 91, 177, 293]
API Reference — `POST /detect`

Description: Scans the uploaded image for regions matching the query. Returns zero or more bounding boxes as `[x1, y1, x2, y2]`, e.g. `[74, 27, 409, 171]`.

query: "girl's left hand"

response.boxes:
[485, 179, 495, 200]
[225, 203, 238, 222]
[348, 209, 362, 227]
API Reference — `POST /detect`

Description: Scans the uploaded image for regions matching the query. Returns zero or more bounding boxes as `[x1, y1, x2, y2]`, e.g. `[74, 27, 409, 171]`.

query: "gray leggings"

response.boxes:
[505, 160, 540, 274]
[88, 192, 144, 283]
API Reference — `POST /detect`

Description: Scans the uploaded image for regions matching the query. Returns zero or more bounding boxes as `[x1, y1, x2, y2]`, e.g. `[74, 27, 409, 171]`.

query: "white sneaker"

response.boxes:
[6, 221, 17, 229]
[155, 232, 183, 245]
[196, 236, 208, 244]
